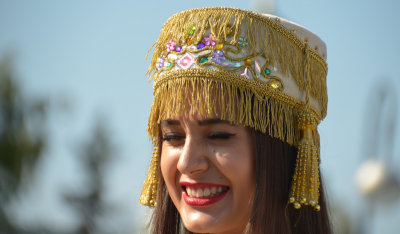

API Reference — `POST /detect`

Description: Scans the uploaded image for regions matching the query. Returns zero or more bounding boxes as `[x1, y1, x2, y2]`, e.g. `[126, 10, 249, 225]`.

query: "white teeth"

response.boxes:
[185, 186, 228, 198]
[211, 187, 217, 194]
[197, 188, 203, 197]
[204, 188, 210, 197]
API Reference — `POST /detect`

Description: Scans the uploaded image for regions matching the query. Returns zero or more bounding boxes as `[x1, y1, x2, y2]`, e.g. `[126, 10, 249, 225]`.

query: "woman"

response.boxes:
[140, 7, 332, 233]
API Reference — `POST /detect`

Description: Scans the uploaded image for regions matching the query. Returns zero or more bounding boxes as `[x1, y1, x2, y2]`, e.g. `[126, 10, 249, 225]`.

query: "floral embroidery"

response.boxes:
[211, 50, 225, 64]
[155, 24, 282, 91]
[203, 33, 217, 46]
[157, 57, 165, 69]
[238, 37, 248, 48]
[166, 40, 176, 53]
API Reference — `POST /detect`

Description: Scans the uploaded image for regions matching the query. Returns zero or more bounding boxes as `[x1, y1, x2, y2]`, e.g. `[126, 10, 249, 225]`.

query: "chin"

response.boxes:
[180, 209, 220, 233]
[180, 208, 242, 234]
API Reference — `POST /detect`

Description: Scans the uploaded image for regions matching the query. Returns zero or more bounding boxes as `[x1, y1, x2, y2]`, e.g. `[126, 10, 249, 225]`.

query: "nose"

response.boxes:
[177, 135, 209, 176]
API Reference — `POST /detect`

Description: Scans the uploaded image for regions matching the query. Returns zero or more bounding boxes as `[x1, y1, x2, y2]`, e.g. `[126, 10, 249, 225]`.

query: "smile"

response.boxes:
[180, 182, 230, 206]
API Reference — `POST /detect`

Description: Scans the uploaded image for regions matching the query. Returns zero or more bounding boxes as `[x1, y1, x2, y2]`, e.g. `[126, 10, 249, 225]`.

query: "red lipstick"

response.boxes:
[180, 182, 229, 206]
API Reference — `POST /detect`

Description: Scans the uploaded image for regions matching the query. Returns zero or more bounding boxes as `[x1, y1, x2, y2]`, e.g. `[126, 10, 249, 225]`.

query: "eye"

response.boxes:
[208, 132, 236, 140]
[162, 133, 185, 142]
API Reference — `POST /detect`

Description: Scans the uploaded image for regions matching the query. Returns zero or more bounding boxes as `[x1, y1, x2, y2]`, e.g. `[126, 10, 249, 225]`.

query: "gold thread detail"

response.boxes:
[147, 7, 328, 117]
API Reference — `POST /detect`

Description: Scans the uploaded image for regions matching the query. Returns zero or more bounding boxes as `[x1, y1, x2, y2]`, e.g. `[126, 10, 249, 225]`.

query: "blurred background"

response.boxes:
[1, 0, 399, 233]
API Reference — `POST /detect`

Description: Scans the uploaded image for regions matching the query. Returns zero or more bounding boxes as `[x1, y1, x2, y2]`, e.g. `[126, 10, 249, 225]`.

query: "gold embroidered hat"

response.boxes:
[140, 7, 328, 211]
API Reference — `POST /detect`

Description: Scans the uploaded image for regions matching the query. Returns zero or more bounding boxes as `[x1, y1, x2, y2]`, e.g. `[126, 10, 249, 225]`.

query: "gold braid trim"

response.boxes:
[147, 7, 327, 117]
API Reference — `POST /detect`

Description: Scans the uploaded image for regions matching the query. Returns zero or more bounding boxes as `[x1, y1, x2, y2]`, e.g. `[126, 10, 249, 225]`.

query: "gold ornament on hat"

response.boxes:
[289, 44, 321, 211]
[139, 146, 159, 208]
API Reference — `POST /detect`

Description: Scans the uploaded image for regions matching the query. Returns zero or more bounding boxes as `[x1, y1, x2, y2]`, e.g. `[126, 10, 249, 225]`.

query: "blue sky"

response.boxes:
[1, 0, 400, 233]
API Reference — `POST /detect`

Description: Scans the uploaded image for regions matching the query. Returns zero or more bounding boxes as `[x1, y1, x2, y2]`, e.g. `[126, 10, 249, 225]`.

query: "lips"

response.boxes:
[180, 182, 230, 206]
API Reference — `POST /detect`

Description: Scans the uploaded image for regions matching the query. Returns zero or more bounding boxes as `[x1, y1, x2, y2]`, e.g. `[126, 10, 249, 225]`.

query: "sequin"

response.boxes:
[157, 57, 165, 69]
[240, 68, 250, 79]
[197, 43, 205, 49]
[197, 50, 211, 57]
[238, 37, 248, 48]
[166, 40, 176, 53]
[245, 59, 253, 66]
[167, 53, 177, 60]
[269, 80, 282, 89]
[175, 46, 182, 52]
[255, 60, 261, 73]
[203, 33, 216, 46]
[199, 56, 208, 63]
[211, 50, 225, 64]
[188, 24, 196, 35]
[233, 62, 242, 67]
[176, 53, 195, 69]
[216, 44, 223, 50]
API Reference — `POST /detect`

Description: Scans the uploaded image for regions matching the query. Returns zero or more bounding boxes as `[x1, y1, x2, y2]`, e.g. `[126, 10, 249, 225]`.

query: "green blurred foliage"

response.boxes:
[0, 55, 47, 233]
[64, 119, 116, 234]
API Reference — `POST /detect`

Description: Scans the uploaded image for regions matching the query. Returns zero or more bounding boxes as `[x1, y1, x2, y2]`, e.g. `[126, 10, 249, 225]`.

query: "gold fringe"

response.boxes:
[147, 69, 321, 146]
[139, 146, 159, 208]
[289, 112, 321, 211]
[147, 7, 327, 117]
[140, 69, 322, 207]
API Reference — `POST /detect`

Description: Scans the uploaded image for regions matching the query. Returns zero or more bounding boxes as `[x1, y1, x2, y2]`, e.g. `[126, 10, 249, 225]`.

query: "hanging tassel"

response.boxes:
[289, 112, 321, 211]
[139, 146, 160, 208]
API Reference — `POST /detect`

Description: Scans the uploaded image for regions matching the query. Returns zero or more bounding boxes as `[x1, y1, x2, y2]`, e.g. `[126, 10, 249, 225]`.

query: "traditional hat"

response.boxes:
[140, 7, 328, 211]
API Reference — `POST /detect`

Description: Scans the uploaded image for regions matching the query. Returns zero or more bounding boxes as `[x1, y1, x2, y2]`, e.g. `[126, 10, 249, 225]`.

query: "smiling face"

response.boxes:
[160, 115, 256, 234]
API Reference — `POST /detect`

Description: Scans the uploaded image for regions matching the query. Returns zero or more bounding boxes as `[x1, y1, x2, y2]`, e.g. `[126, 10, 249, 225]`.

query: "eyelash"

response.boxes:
[208, 132, 236, 140]
[162, 134, 184, 142]
[162, 132, 236, 141]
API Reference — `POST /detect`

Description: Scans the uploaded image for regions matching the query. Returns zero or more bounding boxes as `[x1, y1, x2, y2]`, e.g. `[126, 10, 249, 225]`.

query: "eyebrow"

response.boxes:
[160, 119, 180, 126]
[198, 118, 232, 126]
[160, 118, 233, 126]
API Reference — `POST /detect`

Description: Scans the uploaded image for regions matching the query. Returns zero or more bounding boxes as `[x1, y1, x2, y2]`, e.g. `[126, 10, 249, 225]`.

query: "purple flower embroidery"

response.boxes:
[211, 50, 225, 64]
[166, 40, 176, 53]
[203, 33, 217, 46]
[157, 57, 165, 69]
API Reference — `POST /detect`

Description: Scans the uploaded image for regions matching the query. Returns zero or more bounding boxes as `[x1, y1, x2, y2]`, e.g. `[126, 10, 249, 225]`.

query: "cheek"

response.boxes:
[232, 151, 255, 190]
[225, 137, 255, 202]
[160, 147, 181, 200]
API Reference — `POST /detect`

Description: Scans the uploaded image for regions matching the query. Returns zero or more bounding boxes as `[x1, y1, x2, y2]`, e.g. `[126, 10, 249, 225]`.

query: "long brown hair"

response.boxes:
[150, 130, 332, 234]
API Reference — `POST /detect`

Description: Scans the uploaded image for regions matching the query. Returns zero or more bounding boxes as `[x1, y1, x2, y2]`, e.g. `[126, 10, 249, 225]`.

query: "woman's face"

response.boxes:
[160, 114, 255, 234]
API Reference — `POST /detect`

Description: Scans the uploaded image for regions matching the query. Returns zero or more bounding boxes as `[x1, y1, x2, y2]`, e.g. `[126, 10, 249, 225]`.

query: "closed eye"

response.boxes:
[162, 133, 185, 142]
[208, 132, 236, 140]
